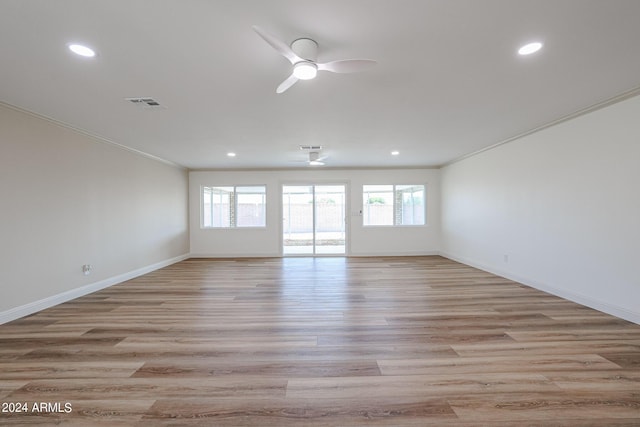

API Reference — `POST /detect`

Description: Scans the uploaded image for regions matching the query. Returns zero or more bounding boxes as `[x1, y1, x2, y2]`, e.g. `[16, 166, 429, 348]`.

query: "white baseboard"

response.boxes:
[0, 253, 190, 325]
[349, 250, 441, 257]
[189, 252, 281, 258]
[190, 251, 441, 258]
[439, 251, 640, 326]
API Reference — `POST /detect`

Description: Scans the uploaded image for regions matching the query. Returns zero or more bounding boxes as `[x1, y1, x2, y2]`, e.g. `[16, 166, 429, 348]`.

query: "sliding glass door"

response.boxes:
[282, 185, 346, 255]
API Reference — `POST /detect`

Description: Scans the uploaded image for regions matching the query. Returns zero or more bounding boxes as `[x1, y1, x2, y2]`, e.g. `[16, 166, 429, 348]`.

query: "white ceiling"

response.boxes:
[2, 0, 640, 170]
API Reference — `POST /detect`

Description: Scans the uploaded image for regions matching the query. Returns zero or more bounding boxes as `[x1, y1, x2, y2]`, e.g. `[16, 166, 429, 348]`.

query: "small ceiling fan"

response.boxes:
[291, 151, 328, 166]
[306, 151, 328, 166]
[253, 26, 377, 93]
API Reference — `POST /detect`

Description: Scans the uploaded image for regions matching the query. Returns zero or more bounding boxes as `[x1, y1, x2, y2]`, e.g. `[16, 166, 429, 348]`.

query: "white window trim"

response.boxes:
[362, 184, 426, 227]
[201, 185, 267, 229]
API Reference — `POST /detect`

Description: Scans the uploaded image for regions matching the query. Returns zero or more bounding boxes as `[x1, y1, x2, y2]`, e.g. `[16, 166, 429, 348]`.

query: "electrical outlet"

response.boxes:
[503, 254, 509, 263]
[82, 264, 92, 275]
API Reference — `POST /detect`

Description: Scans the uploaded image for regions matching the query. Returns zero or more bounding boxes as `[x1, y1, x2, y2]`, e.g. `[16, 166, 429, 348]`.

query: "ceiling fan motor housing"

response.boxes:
[291, 38, 318, 61]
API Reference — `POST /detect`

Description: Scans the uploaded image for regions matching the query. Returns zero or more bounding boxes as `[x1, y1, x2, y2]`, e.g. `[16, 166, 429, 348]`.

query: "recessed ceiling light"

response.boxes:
[518, 42, 543, 56]
[227, 152, 236, 157]
[68, 43, 96, 58]
[391, 151, 400, 156]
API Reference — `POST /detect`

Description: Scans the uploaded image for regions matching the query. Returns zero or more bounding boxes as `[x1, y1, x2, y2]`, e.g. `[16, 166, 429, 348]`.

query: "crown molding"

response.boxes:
[0, 101, 187, 170]
[442, 85, 640, 168]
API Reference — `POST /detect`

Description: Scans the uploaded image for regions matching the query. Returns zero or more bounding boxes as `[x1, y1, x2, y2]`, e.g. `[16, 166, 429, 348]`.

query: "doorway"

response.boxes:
[282, 184, 346, 255]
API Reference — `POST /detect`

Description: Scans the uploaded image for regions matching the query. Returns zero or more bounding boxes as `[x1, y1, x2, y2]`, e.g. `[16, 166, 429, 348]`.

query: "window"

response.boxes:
[363, 184, 425, 226]
[202, 186, 266, 228]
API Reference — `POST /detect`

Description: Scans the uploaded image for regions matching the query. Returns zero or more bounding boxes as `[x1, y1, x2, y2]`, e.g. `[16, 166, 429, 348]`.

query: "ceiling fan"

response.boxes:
[306, 151, 328, 166]
[291, 150, 328, 166]
[253, 26, 377, 93]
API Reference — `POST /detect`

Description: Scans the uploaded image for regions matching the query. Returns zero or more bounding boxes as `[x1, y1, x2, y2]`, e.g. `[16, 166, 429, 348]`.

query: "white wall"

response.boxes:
[441, 95, 640, 324]
[0, 103, 190, 322]
[190, 168, 440, 257]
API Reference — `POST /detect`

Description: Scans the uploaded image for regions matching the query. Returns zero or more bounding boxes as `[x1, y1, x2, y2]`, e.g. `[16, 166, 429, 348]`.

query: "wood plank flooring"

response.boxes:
[1, 256, 639, 426]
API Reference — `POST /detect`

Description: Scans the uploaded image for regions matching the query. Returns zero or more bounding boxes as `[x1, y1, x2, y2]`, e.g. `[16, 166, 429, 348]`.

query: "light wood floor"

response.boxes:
[1, 256, 639, 426]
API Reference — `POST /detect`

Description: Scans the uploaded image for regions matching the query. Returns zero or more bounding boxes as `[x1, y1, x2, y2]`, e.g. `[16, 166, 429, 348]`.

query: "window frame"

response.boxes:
[201, 185, 267, 229]
[362, 184, 426, 227]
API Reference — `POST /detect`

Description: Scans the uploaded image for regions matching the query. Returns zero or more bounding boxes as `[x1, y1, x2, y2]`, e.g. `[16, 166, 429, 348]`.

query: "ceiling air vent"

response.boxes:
[299, 145, 323, 151]
[125, 97, 166, 109]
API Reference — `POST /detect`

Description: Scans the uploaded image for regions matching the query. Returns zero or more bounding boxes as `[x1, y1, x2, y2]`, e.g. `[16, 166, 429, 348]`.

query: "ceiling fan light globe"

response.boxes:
[293, 62, 318, 80]
[68, 43, 96, 57]
[518, 42, 543, 55]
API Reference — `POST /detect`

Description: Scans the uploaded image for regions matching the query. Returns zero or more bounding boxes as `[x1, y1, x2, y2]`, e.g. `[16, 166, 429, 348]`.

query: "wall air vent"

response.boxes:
[125, 97, 166, 109]
[299, 145, 323, 151]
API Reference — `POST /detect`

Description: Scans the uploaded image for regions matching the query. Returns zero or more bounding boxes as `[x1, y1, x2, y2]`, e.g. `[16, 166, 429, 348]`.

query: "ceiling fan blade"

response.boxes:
[317, 59, 377, 73]
[276, 74, 299, 94]
[252, 25, 303, 65]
